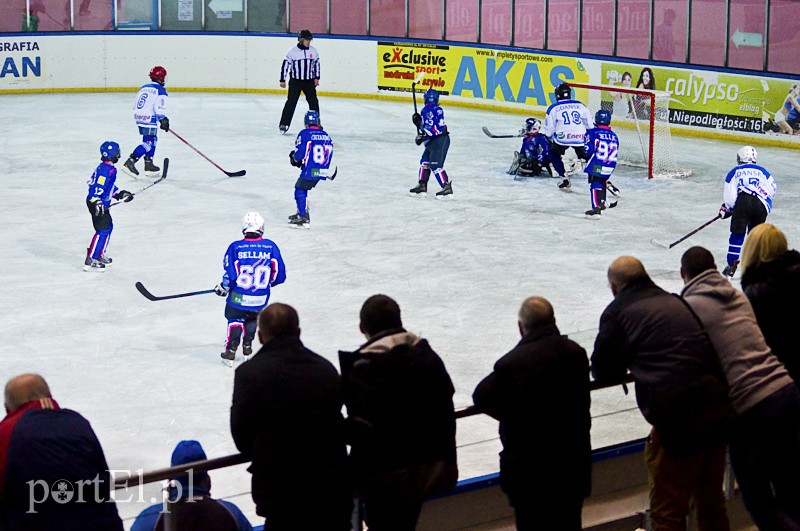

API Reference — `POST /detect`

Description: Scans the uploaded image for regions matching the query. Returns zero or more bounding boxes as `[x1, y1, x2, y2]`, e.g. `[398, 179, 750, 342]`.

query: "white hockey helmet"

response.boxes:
[737, 145, 757, 164]
[242, 211, 265, 235]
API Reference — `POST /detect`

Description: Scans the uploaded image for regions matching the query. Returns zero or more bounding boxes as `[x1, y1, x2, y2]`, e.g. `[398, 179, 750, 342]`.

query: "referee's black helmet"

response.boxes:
[298, 29, 313, 41]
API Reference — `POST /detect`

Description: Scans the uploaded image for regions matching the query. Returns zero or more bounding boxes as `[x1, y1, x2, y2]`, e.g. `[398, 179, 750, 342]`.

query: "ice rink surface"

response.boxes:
[2, 92, 798, 526]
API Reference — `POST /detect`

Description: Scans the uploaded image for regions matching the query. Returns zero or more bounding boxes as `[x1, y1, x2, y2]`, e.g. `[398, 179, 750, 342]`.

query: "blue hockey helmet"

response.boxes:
[595, 109, 612, 126]
[555, 83, 572, 101]
[304, 110, 321, 128]
[424, 88, 439, 105]
[100, 141, 121, 162]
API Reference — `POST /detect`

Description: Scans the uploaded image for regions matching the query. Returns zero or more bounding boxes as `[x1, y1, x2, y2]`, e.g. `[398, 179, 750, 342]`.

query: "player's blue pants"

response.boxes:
[133, 131, 157, 159]
[294, 177, 319, 216]
[87, 199, 113, 260]
[419, 134, 450, 186]
[727, 193, 768, 265]
[589, 176, 608, 209]
[550, 143, 586, 178]
[224, 305, 259, 351]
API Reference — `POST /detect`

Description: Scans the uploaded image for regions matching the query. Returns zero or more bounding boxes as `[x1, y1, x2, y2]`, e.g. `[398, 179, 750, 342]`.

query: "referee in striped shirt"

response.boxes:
[279, 29, 321, 133]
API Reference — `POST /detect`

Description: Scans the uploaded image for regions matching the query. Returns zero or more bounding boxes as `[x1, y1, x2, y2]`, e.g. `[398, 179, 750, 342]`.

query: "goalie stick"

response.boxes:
[135, 281, 215, 301]
[650, 214, 721, 250]
[111, 158, 169, 207]
[169, 129, 246, 178]
[482, 126, 523, 139]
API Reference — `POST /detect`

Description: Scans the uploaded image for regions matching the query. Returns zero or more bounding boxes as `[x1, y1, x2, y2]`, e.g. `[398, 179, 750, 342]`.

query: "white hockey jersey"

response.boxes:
[132, 82, 168, 129]
[723, 163, 776, 213]
[543, 99, 594, 147]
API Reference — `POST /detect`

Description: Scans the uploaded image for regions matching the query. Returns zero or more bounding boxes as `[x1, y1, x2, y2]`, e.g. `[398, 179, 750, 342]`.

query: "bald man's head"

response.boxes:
[607, 256, 649, 295]
[518, 297, 555, 335]
[257, 303, 301, 345]
[4, 374, 51, 413]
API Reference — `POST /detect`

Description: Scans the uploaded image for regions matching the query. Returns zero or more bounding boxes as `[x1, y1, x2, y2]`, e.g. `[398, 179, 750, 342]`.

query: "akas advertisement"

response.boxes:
[378, 42, 589, 108]
[600, 62, 798, 134]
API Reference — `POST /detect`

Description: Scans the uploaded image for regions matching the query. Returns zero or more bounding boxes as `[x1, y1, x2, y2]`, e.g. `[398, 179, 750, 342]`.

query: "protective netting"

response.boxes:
[574, 83, 692, 179]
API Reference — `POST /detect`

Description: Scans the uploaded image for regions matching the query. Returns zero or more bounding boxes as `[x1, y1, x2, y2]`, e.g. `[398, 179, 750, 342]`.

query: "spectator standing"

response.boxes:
[472, 297, 591, 531]
[339, 294, 458, 531]
[591, 256, 732, 531]
[278, 29, 320, 133]
[230, 303, 351, 531]
[680, 246, 800, 530]
[653, 9, 677, 61]
[718, 146, 776, 278]
[740, 223, 800, 383]
[131, 440, 252, 531]
[0, 374, 123, 530]
[215, 211, 286, 366]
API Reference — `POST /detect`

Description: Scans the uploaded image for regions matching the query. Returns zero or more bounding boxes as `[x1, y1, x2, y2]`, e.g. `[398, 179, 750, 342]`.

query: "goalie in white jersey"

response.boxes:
[543, 83, 594, 191]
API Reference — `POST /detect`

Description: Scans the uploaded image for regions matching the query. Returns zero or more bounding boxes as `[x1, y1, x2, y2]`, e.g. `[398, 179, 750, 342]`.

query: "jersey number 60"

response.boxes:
[237, 264, 273, 289]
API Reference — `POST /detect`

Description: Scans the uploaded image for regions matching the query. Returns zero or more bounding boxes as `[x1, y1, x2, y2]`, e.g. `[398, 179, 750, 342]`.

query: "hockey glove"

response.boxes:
[719, 203, 732, 219]
[114, 190, 134, 203]
[92, 200, 105, 217]
[415, 133, 426, 146]
[289, 150, 304, 168]
[412, 113, 422, 127]
[214, 283, 229, 297]
[159, 117, 170, 132]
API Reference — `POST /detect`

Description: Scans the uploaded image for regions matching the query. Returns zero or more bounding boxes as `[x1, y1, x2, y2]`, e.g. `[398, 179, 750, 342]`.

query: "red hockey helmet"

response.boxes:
[149, 66, 167, 85]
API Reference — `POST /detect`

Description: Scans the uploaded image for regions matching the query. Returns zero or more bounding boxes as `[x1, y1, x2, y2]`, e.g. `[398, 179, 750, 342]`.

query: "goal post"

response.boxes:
[570, 82, 692, 179]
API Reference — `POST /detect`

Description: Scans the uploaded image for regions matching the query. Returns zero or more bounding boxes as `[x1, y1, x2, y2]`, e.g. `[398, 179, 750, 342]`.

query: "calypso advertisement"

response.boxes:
[601, 62, 798, 134]
[378, 42, 589, 107]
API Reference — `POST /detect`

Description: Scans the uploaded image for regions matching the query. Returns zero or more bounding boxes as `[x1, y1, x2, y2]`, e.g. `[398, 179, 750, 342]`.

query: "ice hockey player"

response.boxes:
[719, 146, 776, 277]
[288, 110, 334, 227]
[123, 66, 169, 177]
[507, 117, 552, 178]
[84, 141, 133, 272]
[583, 110, 620, 219]
[543, 82, 594, 191]
[410, 88, 453, 197]
[215, 212, 286, 366]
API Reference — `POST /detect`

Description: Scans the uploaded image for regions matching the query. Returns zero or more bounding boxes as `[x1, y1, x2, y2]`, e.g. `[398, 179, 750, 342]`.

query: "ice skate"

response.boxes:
[585, 207, 602, 220]
[220, 347, 236, 367]
[558, 177, 572, 192]
[435, 182, 453, 197]
[122, 155, 139, 177]
[143, 156, 160, 176]
[83, 257, 106, 272]
[409, 182, 427, 196]
[722, 260, 739, 278]
[242, 341, 253, 358]
[288, 213, 310, 228]
[288, 212, 301, 221]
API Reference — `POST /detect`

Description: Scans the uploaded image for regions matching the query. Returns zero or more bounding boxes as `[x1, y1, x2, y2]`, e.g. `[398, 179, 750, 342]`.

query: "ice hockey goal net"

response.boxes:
[570, 82, 692, 179]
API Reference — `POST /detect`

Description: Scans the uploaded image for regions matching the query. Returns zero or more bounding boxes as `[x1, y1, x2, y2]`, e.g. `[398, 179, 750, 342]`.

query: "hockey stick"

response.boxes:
[327, 166, 338, 181]
[169, 129, 246, 177]
[110, 158, 169, 207]
[135, 281, 215, 301]
[411, 71, 425, 135]
[482, 126, 522, 139]
[650, 214, 722, 249]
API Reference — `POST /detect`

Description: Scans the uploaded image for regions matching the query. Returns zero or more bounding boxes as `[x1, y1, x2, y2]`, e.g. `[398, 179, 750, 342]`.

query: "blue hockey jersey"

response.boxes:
[86, 161, 119, 206]
[220, 237, 286, 312]
[520, 133, 550, 164]
[583, 126, 619, 178]
[420, 103, 448, 138]
[293, 125, 334, 181]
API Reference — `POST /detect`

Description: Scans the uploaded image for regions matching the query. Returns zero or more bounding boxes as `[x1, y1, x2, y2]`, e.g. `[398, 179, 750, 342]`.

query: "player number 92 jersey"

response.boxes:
[222, 237, 286, 311]
[584, 128, 619, 177]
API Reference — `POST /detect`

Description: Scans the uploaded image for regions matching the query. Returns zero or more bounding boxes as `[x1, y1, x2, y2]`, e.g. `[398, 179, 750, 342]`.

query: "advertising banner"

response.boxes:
[0, 38, 42, 86]
[378, 42, 589, 108]
[600, 62, 799, 135]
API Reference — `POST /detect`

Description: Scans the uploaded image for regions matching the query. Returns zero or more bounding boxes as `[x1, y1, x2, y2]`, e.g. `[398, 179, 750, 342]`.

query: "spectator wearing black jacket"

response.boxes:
[740, 223, 800, 384]
[0, 373, 123, 531]
[591, 256, 732, 531]
[473, 296, 591, 531]
[230, 303, 351, 531]
[339, 294, 458, 531]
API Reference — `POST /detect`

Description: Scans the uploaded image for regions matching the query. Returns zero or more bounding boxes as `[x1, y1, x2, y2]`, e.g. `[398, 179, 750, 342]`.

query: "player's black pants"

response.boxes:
[731, 193, 768, 235]
[549, 143, 587, 178]
[224, 305, 259, 350]
[280, 78, 319, 128]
